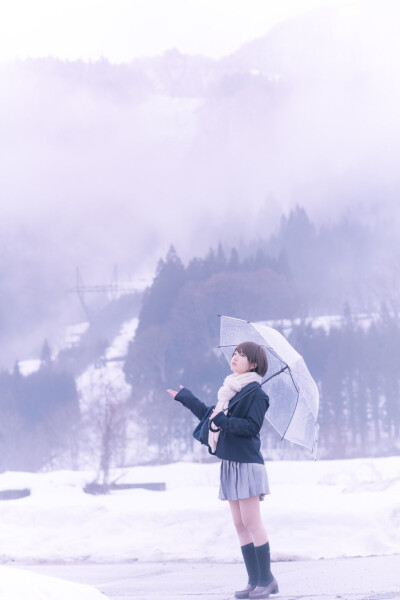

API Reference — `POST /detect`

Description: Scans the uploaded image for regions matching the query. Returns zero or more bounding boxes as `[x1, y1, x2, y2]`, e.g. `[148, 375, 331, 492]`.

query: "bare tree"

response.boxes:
[83, 359, 128, 491]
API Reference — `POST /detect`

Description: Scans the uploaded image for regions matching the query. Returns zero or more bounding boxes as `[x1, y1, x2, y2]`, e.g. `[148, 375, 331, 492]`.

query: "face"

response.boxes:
[231, 349, 257, 375]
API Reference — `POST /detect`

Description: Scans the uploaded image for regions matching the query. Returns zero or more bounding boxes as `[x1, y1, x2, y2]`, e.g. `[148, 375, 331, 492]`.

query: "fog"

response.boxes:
[0, 0, 399, 365]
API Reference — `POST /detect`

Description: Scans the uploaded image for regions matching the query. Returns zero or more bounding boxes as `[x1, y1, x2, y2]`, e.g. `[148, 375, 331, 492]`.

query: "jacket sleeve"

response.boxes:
[211, 390, 269, 437]
[175, 387, 210, 421]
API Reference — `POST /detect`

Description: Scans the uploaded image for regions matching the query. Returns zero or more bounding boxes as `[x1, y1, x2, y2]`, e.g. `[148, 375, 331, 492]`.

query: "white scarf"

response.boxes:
[208, 371, 262, 453]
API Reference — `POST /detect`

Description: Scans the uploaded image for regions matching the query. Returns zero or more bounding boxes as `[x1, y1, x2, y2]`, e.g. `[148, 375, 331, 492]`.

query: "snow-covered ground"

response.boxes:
[263, 312, 380, 336]
[18, 359, 42, 377]
[17, 322, 90, 377]
[0, 456, 399, 564]
[75, 317, 148, 466]
[57, 322, 90, 352]
[76, 318, 138, 412]
[0, 565, 108, 600]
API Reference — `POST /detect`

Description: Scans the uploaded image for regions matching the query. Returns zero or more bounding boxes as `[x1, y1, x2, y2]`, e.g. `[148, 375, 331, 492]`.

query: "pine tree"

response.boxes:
[40, 339, 52, 368]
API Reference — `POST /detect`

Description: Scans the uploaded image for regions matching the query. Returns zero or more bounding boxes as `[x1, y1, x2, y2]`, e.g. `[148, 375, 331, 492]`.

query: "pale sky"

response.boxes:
[0, 0, 347, 62]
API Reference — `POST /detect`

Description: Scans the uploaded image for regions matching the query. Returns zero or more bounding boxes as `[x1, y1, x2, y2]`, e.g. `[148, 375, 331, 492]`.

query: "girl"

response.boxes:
[167, 341, 279, 599]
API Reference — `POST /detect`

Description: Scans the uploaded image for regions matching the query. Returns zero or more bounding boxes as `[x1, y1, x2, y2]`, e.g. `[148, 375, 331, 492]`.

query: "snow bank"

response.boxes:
[0, 565, 108, 600]
[16, 322, 90, 377]
[18, 359, 42, 377]
[262, 313, 380, 336]
[0, 456, 399, 564]
[76, 318, 138, 412]
[58, 322, 90, 352]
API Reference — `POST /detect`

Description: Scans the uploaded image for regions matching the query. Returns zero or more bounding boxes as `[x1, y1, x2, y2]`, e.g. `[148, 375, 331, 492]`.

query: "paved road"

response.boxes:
[14, 555, 400, 600]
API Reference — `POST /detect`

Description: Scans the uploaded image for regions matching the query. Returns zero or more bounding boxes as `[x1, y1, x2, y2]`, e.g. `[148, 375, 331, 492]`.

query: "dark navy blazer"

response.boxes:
[175, 383, 270, 464]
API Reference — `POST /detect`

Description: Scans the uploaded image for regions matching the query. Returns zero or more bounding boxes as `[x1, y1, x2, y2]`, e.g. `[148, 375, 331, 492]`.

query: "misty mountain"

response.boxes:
[0, 0, 399, 366]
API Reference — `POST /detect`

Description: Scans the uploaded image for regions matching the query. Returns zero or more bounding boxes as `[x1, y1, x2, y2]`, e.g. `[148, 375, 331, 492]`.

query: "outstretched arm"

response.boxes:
[167, 386, 210, 420]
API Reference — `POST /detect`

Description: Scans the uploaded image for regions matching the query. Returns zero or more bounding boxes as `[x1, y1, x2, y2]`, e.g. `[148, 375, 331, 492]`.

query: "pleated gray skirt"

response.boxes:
[218, 460, 270, 501]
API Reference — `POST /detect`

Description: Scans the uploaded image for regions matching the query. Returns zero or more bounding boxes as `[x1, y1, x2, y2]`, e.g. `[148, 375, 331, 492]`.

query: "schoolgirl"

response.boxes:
[167, 341, 279, 599]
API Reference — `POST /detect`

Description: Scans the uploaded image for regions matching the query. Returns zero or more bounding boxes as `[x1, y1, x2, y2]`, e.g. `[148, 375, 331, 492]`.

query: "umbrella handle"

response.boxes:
[208, 384, 261, 434]
[209, 422, 221, 432]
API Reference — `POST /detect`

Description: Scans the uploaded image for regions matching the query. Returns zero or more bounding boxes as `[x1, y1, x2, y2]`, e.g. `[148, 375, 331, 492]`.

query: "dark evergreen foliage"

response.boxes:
[264, 206, 376, 314]
[286, 310, 400, 458]
[123, 223, 400, 461]
[0, 365, 79, 471]
[2, 204, 399, 466]
[136, 246, 185, 334]
[123, 243, 304, 460]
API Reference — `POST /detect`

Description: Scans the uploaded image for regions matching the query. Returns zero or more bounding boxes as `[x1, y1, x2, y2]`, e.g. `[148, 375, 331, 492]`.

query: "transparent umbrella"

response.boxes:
[219, 315, 319, 453]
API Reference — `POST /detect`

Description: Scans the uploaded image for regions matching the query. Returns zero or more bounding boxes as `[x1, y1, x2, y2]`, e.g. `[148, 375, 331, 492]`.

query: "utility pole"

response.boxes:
[67, 267, 142, 322]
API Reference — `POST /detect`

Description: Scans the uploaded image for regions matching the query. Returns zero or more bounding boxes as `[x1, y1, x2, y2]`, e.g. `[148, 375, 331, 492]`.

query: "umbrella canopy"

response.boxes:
[219, 315, 319, 452]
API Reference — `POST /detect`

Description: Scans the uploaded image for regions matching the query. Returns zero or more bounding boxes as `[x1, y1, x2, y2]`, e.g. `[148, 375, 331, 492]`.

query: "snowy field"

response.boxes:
[0, 456, 399, 565]
[76, 317, 138, 412]
[5, 316, 399, 599]
[0, 565, 108, 600]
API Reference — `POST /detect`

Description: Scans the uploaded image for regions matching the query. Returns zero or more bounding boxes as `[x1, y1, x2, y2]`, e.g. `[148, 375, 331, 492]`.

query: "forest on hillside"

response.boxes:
[123, 208, 400, 461]
[1, 207, 399, 470]
[2, 1, 400, 472]
[2, 4, 400, 368]
[0, 360, 79, 471]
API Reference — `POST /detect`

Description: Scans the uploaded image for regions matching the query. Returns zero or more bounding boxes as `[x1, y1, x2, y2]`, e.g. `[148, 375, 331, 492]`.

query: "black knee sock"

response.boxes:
[254, 542, 274, 586]
[240, 543, 258, 586]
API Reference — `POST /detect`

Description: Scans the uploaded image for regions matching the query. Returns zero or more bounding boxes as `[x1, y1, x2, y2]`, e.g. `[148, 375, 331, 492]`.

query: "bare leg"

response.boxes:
[238, 496, 268, 547]
[228, 500, 253, 545]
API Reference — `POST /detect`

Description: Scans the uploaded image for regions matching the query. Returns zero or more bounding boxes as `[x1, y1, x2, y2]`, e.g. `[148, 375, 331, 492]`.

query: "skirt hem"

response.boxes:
[218, 459, 270, 502]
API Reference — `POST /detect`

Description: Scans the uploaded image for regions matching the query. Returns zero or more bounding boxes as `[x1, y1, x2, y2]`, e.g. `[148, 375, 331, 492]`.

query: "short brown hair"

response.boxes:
[234, 341, 268, 377]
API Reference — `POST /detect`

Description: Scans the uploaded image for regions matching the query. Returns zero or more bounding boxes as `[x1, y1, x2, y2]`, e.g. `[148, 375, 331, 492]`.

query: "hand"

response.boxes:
[209, 408, 220, 420]
[166, 385, 184, 399]
[209, 408, 222, 432]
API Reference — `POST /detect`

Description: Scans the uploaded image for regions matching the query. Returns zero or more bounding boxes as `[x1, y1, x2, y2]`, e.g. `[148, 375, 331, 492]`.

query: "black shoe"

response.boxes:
[249, 578, 279, 598]
[234, 583, 257, 599]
